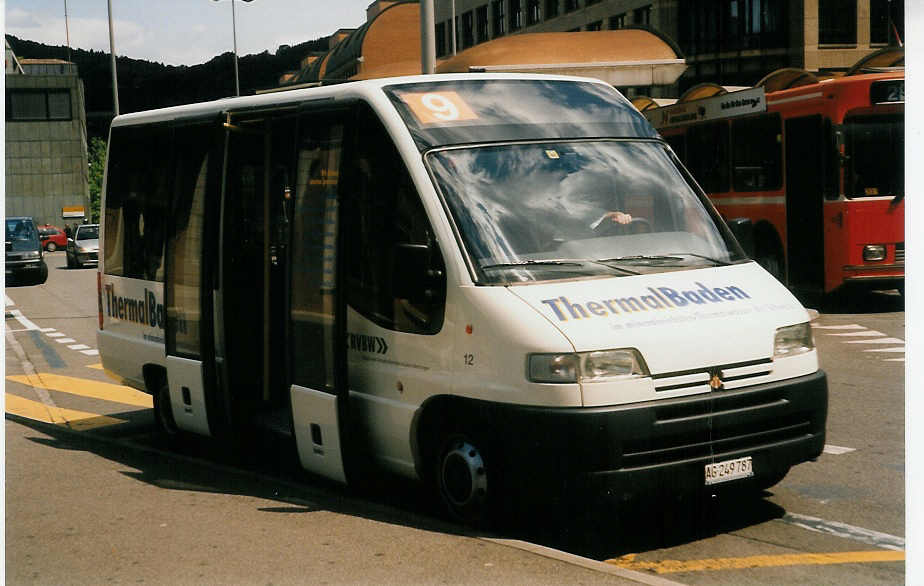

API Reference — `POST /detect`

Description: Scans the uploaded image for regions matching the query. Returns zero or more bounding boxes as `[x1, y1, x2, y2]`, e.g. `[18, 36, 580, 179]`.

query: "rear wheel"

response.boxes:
[152, 381, 181, 445]
[46, 241, 57, 252]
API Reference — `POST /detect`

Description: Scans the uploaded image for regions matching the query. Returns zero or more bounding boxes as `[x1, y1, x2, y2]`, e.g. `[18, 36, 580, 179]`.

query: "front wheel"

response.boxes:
[437, 434, 493, 525]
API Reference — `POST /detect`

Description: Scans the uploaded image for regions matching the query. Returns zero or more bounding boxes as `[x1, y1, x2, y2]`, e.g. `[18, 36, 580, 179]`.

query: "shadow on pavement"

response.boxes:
[9, 412, 790, 563]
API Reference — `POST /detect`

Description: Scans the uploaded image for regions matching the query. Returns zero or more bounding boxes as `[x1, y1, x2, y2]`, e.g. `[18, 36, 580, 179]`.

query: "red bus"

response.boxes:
[644, 68, 904, 299]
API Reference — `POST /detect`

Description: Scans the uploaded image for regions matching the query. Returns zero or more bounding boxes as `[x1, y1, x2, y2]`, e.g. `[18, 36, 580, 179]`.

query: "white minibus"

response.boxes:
[97, 74, 827, 523]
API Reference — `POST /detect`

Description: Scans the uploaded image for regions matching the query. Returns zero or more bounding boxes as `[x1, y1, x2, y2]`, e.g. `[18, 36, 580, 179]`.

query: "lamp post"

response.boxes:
[212, 0, 254, 96]
[107, 0, 119, 116]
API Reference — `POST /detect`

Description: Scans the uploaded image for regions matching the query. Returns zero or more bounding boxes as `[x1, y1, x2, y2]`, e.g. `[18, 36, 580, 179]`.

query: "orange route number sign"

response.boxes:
[399, 91, 478, 125]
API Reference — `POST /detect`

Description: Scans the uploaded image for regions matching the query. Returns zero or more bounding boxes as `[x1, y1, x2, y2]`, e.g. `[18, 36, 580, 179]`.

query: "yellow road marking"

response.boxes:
[607, 550, 905, 573]
[87, 363, 104, 370]
[6, 373, 152, 408]
[5, 393, 127, 431]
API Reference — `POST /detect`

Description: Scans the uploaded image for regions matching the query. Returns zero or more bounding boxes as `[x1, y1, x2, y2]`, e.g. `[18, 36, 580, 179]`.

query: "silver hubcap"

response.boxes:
[441, 440, 487, 509]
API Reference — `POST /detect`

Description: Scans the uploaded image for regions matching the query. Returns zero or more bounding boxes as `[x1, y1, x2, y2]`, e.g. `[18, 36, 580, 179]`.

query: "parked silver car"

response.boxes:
[66, 223, 99, 268]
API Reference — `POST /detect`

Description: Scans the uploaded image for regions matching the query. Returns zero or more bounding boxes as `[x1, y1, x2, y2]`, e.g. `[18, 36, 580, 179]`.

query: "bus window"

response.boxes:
[845, 112, 904, 199]
[732, 114, 782, 192]
[290, 115, 345, 391]
[104, 125, 170, 281]
[341, 105, 445, 334]
[686, 122, 729, 193]
[165, 124, 214, 357]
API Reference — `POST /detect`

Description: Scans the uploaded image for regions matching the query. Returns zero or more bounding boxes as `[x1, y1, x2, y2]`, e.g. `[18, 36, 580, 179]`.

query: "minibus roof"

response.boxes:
[111, 73, 632, 128]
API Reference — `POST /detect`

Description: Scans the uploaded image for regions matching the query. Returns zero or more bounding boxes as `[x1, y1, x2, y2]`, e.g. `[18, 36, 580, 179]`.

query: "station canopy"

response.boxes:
[435, 28, 686, 86]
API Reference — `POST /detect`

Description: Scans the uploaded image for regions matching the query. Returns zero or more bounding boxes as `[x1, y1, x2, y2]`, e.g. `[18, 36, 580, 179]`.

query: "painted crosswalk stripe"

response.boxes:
[826, 330, 885, 337]
[5, 393, 127, 431]
[5, 295, 14, 307]
[6, 373, 152, 408]
[781, 513, 905, 551]
[863, 347, 906, 353]
[81, 349, 99, 356]
[884, 358, 905, 362]
[39, 327, 56, 333]
[46, 332, 65, 338]
[54, 338, 77, 344]
[68, 344, 91, 350]
[846, 337, 905, 344]
[812, 324, 865, 330]
[823, 445, 856, 455]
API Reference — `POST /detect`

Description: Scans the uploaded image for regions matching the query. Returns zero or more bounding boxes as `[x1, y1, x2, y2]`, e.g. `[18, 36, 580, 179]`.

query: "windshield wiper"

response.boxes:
[666, 252, 736, 266]
[481, 259, 585, 270]
[598, 255, 684, 263]
[481, 258, 639, 275]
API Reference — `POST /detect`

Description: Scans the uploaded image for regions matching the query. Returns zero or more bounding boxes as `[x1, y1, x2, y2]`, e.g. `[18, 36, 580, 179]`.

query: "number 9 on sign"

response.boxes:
[399, 91, 478, 125]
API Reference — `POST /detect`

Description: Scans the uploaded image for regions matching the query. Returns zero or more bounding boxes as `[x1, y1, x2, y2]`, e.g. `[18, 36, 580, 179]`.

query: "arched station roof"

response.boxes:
[435, 27, 686, 86]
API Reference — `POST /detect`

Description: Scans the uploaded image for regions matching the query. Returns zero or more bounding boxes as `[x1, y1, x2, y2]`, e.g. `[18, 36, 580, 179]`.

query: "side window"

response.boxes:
[165, 124, 214, 357]
[686, 121, 729, 193]
[343, 105, 445, 335]
[104, 125, 170, 280]
[732, 114, 782, 192]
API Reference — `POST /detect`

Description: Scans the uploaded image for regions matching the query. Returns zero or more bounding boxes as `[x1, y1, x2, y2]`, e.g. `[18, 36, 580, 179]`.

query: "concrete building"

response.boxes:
[434, 0, 903, 95]
[5, 39, 91, 226]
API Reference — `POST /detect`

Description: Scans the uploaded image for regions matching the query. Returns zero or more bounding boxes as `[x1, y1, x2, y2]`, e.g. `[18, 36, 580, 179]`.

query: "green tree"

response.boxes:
[88, 137, 107, 222]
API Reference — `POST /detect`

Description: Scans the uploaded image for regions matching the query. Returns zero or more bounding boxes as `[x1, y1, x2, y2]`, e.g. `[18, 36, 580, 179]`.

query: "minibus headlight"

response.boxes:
[528, 349, 649, 383]
[773, 323, 814, 359]
[581, 349, 648, 382]
[24, 251, 40, 259]
[863, 244, 887, 262]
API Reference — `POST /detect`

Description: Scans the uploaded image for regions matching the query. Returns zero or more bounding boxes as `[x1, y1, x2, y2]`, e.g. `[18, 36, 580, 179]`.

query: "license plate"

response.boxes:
[704, 456, 753, 485]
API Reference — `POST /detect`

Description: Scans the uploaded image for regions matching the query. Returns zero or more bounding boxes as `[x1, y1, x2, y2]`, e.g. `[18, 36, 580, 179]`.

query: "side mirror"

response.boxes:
[393, 243, 444, 305]
[726, 217, 755, 258]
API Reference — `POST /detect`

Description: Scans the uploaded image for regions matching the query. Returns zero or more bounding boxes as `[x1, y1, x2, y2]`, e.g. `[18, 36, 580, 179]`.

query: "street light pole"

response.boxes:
[213, 0, 253, 96]
[231, 0, 240, 96]
[107, 0, 119, 116]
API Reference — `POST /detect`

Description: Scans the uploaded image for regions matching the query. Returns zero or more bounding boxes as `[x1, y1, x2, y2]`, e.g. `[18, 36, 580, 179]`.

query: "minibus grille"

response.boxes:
[651, 358, 773, 393]
[896, 243, 904, 263]
[618, 387, 814, 470]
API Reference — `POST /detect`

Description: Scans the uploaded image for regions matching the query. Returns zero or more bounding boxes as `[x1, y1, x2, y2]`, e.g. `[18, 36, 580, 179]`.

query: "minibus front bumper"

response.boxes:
[492, 370, 827, 501]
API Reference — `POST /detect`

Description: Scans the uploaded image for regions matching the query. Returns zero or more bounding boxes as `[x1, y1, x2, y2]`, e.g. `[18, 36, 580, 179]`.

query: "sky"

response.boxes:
[4, 0, 376, 66]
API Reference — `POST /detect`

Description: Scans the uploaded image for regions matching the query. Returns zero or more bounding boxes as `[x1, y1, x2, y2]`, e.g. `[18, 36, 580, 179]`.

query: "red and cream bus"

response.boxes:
[644, 66, 904, 299]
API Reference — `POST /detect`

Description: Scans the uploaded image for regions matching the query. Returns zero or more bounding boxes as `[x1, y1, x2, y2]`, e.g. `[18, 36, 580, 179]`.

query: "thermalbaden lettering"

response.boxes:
[104, 287, 176, 331]
[540, 282, 751, 322]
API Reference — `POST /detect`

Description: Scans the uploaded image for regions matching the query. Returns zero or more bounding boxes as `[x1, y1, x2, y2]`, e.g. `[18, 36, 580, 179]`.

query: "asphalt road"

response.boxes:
[5, 252, 906, 584]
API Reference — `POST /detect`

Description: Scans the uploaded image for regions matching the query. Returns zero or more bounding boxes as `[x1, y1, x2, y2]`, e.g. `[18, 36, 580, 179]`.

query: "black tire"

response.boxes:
[152, 381, 181, 445]
[36, 261, 48, 285]
[46, 241, 57, 252]
[436, 432, 495, 526]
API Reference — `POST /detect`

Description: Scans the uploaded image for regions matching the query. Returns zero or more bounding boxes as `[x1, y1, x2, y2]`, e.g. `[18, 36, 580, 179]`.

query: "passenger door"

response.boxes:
[288, 109, 350, 482]
[785, 115, 828, 296]
[164, 122, 222, 436]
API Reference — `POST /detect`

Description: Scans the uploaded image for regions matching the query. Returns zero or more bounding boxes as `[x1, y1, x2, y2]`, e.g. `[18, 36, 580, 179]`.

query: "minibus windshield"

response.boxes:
[427, 140, 746, 284]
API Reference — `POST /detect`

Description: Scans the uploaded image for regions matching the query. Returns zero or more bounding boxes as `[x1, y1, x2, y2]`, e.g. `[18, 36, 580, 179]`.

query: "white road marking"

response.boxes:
[812, 324, 866, 330]
[81, 349, 99, 356]
[826, 330, 885, 337]
[823, 445, 856, 455]
[68, 344, 91, 350]
[46, 332, 65, 338]
[5, 295, 15, 306]
[39, 327, 56, 333]
[863, 347, 906, 353]
[54, 338, 77, 344]
[846, 337, 906, 344]
[8, 309, 40, 331]
[884, 358, 905, 362]
[781, 513, 905, 551]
